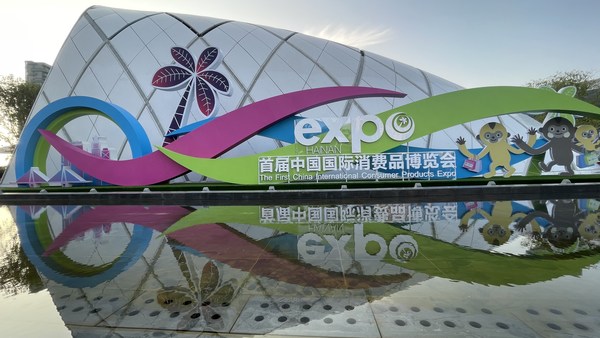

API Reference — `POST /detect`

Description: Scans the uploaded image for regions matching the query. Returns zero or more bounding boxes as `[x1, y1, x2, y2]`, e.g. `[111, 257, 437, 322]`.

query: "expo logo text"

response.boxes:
[298, 223, 418, 264]
[294, 112, 415, 153]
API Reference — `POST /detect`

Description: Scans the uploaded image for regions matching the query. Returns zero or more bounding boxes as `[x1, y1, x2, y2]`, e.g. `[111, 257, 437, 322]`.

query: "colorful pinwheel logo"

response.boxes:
[152, 47, 231, 144]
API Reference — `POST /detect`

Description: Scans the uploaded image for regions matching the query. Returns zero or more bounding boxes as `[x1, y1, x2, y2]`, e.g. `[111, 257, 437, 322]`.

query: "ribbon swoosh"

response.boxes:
[40, 87, 406, 186]
[43, 206, 191, 255]
[157, 86, 600, 184]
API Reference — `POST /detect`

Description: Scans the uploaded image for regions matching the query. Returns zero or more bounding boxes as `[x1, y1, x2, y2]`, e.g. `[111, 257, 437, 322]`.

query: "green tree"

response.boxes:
[0, 75, 41, 148]
[0, 209, 44, 296]
[527, 70, 600, 126]
[526, 70, 597, 101]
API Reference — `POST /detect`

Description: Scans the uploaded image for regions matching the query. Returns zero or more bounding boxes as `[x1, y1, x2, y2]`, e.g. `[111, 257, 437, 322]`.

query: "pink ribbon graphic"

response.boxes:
[40, 87, 405, 185]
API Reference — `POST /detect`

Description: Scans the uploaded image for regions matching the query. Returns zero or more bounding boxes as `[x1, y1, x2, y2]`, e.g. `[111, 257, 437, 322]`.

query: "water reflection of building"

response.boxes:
[11, 201, 600, 336]
[14, 205, 423, 335]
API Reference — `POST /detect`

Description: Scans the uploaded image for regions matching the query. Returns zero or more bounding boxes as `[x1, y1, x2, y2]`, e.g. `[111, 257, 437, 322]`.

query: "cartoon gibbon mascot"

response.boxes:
[456, 122, 536, 178]
[512, 117, 585, 175]
[459, 201, 526, 246]
[574, 124, 599, 151]
[515, 199, 582, 249]
[578, 212, 600, 241]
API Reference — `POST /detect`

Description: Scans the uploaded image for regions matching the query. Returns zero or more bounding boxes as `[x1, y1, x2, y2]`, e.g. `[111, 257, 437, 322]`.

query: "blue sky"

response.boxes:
[1, 0, 599, 88]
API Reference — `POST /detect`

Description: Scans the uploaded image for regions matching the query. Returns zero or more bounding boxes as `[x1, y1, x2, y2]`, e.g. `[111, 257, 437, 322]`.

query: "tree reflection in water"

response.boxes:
[0, 206, 43, 296]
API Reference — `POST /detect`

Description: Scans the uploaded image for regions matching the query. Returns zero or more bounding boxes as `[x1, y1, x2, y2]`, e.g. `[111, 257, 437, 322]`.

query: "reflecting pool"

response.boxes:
[2, 198, 600, 337]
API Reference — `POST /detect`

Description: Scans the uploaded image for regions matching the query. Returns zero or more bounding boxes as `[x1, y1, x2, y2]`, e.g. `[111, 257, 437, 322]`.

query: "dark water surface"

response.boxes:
[2, 198, 600, 337]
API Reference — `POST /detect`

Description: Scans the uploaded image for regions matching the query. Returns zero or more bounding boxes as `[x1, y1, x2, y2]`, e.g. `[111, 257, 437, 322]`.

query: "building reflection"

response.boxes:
[9, 199, 600, 336]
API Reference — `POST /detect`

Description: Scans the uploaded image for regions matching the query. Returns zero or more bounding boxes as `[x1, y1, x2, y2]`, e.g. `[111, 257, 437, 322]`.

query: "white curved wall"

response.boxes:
[2, 6, 539, 185]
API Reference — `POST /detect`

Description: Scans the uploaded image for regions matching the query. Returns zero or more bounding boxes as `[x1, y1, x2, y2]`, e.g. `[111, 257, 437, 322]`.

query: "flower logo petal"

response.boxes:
[200, 70, 231, 95]
[171, 47, 195, 72]
[197, 47, 220, 73]
[196, 77, 216, 116]
[152, 66, 192, 90]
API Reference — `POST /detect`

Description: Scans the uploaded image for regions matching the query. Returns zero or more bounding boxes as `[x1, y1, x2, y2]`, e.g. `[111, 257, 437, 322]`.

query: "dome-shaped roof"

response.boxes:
[2, 6, 541, 185]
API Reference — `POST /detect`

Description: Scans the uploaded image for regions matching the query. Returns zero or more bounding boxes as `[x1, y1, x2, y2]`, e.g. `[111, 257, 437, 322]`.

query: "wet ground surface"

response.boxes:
[2, 197, 600, 337]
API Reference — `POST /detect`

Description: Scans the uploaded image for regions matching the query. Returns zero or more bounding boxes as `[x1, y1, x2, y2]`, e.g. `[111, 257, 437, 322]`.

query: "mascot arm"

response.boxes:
[459, 208, 479, 229]
[510, 128, 538, 154]
[515, 211, 550, 231]
[510, 132, 536, 154]
[512, 137, 550, 155]
[456, 137, 476, 158]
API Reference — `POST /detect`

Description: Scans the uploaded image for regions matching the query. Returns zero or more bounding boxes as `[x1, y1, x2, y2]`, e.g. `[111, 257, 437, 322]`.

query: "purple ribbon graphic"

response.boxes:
[40, 87, 405, 186]
[43, 206, 191, 255]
